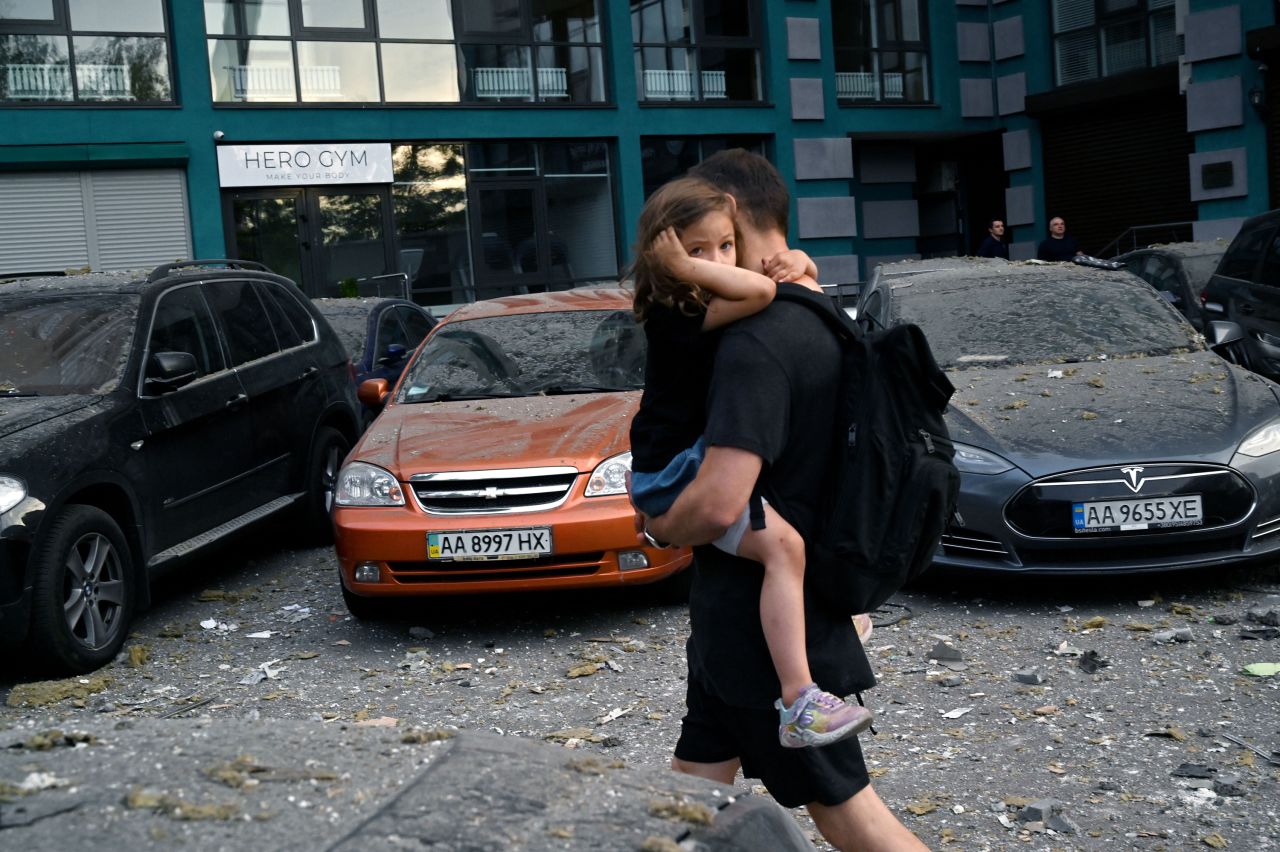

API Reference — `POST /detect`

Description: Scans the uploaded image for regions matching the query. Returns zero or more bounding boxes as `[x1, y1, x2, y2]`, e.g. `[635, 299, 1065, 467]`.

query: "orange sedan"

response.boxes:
[332, 288, 691, 616]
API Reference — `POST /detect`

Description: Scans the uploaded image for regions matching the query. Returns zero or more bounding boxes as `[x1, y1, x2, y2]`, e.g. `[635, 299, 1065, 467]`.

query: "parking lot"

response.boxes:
[2, 527, 1277, 850]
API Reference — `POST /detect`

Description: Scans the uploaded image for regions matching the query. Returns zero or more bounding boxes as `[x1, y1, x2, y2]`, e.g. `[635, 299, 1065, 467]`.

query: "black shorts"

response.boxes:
[672, 676, 871, 809]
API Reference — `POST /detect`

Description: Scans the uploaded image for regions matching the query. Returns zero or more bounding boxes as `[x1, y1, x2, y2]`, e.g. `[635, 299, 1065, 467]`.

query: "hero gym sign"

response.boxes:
[217, 143, 393, 187]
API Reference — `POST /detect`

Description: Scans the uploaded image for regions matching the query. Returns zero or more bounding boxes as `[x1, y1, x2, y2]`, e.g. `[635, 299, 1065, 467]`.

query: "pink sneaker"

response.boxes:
[776, 684, 874, 748]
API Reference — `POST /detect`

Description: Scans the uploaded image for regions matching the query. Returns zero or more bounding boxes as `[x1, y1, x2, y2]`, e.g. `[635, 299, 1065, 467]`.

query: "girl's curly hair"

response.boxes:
[628, 176, 735, 323]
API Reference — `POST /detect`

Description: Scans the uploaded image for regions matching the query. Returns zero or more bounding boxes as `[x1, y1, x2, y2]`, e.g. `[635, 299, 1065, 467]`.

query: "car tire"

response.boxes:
[301, 426, 350, 545]
[28, 505, 135, 674]
[341, 582, 382, 620]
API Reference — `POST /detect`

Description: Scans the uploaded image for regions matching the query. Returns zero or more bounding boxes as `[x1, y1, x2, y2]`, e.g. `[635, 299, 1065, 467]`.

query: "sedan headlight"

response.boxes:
[586, 451, 631, 497]
[1238, 421, 1280, 457]
[335, 462, 405, 506]
[0, 475, 25, 514]
[953, 443, 1014, 475]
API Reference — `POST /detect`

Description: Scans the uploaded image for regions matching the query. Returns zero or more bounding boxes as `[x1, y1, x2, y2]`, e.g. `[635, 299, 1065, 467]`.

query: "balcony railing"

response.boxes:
[222, 64, 342, 100]
[4, 62, 132, 99]
[473, 66, 568, 98]
[642, 69, 727, 100]
[835, 71, 904, 100]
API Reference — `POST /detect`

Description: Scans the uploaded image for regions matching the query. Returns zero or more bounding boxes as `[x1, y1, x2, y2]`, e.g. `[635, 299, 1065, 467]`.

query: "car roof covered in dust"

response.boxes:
[0, 270, 150, 296]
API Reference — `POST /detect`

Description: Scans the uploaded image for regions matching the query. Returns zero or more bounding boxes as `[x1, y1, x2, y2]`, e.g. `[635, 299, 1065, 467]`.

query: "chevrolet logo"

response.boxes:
[1120, 466, 1146, 493]
[484, 486, 500, 500]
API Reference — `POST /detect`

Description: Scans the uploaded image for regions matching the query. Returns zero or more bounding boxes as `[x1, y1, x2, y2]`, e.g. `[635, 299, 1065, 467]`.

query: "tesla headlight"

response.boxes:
[953, 443, 1014, 475]
[1238, 422, 1280, 457]
[586, 451, 631, 497]
[335, 462, 405, 506]
[0, 475, 25, 514]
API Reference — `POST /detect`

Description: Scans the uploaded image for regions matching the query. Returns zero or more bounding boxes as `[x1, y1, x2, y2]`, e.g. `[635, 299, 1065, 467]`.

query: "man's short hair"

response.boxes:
[989, 218, 1004, 230]
[688, 149, 789, 235]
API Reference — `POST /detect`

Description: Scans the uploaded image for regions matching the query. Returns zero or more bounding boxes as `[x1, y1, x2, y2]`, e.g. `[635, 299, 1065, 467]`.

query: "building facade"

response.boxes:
[1, 0, 1276, 303]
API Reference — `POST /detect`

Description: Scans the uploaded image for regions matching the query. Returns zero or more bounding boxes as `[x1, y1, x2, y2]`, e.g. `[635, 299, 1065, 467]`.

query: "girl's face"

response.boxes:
[678, 209, 736, 267]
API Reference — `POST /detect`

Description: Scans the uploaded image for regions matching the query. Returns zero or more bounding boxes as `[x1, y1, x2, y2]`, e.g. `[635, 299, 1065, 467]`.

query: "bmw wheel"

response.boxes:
[28, 505, 135, 673]
[302, 426, 350, 544]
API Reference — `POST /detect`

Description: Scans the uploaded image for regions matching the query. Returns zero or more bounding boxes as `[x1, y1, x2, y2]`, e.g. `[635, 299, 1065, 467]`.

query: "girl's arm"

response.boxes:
[763, 249, 818, 284]
[650, 227, 774, 331]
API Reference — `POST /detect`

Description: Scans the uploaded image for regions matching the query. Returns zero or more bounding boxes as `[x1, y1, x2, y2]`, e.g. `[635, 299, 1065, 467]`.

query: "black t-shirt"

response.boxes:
[687, 284, 875, 708]
[977, 235, 1009, 259]
[629, 302, 720, 473]
[1037, 235, 1080, 261]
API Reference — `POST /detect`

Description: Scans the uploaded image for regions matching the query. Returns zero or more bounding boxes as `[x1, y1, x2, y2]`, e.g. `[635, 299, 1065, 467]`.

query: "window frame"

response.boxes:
[139, 283, 230, 397]
[832, 0, 932, 106]
[1051, 0, 1179, 88]
[0, 0, 176, 106]
[632, 0, 765, 105]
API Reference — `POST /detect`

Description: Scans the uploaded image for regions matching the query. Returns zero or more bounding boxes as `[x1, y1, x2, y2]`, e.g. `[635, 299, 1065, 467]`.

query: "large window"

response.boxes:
[205, 0, 606, 104]
[640, 135, 768, 197]
[632, 0, 762, 103]
[0, 0, 173, 103]
[832, 0, 930, 105]
[1053, 0, 1178, 87]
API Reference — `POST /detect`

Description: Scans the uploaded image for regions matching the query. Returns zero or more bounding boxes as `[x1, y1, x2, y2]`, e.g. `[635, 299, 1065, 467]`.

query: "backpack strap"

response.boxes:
[748, 490, 766, 531]
[772, 286, 861, 343]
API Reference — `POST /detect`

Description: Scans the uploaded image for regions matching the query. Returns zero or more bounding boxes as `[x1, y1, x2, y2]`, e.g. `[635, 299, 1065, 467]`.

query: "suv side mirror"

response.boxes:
[377, 343, 408, 367]
[1207, 320, 1245, 349]
[144, 351, 198, 394]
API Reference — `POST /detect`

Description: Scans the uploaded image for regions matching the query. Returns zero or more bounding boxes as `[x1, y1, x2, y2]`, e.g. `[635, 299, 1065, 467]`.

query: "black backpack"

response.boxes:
[772, 288, 960, 614]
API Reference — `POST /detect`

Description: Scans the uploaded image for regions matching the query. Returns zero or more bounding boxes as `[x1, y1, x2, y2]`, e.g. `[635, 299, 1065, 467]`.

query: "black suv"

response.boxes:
[0, 261, 360, 673]
[1201, 209, 1280, 378]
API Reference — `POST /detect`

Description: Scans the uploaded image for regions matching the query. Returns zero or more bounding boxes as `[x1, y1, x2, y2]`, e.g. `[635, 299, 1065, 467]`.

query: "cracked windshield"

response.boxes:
[399, 309, 646, 403]
[0, 293, 137, 395]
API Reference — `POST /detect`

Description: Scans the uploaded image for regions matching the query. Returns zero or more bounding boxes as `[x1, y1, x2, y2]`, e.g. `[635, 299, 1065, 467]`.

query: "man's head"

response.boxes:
[688, 149, 789, 237]
[1049, 217, 1066, 238]
[988, 219, 1005, 238]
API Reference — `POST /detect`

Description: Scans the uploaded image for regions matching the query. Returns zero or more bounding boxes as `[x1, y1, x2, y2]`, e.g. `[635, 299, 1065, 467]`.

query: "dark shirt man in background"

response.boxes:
[977, 219, 1009, 259]
[1037, 216, 1083, 261]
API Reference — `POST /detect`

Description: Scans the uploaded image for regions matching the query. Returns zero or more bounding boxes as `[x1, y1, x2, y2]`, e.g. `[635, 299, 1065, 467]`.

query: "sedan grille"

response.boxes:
[1005, 463, 1253, 539]
[409, 466, 579, 515]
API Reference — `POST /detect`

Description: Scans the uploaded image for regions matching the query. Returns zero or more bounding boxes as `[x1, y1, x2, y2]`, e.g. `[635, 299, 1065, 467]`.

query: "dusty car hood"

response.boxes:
[356, 392, 639, 475]
[944, 352, 1280, 478]
[0, 395, 96, 441]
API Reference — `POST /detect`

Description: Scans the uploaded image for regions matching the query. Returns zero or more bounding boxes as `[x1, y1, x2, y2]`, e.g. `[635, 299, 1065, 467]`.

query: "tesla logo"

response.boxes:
[1120, 467, 1146, 493]
[485, 486, 500, 500]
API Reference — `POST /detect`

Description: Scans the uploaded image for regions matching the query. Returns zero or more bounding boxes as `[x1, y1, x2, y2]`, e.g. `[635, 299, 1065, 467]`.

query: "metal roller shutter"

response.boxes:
[0, 168, 190, 277]
[91, 169, 191, 270]
[0, 173, 90, 275]
[1041, 93, 1194, 256]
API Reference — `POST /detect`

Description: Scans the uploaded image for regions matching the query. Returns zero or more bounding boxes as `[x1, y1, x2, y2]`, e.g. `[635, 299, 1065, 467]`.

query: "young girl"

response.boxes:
[627, 176, 873, 749]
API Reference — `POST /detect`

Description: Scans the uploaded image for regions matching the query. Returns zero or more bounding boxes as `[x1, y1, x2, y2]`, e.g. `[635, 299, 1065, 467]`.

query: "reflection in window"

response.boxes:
[204, 0, 291, 37]
[296, 40, 378, 101]
[1, 0, 173, 103]
[639, 135, 768, 198]
[381, 42, 458, 101]
[632, 0, 761, 103]
[393, 144, 473, 307]
[208, 38, 295, 102]
[833, 0, 930, 104]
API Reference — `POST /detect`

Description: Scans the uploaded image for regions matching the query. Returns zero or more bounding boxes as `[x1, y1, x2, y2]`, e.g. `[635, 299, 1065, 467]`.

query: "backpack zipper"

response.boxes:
[917, 429, 953, 454]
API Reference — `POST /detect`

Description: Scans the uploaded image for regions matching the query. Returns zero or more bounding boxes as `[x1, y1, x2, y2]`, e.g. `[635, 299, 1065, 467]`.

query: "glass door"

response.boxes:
[227, 191, 306, 286]
[307, 187, 396, 298]
[469, 179, 548, 299]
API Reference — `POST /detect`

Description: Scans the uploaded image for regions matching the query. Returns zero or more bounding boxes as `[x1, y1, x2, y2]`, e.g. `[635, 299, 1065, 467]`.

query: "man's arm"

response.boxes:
[646, 445, 763, 546]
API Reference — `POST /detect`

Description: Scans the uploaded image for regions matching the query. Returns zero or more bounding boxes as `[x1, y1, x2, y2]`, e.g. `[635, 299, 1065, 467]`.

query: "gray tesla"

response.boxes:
[855, 257, 1280, 574]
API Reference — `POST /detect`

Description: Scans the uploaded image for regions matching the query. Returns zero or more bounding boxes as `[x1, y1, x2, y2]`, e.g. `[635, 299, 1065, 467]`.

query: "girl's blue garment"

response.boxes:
[629, 437, 706, 517]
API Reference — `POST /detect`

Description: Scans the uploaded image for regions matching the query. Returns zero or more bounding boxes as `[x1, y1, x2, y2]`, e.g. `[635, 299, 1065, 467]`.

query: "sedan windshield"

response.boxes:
[892, 273, 1203, 370]
[0, 293, 138, 395]
[399, 309, 645, 403]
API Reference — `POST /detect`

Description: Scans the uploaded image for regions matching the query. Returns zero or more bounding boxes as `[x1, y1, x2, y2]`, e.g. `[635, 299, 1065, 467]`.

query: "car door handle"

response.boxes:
[301, 366, 319, 380]
[225, 393, 248, 410]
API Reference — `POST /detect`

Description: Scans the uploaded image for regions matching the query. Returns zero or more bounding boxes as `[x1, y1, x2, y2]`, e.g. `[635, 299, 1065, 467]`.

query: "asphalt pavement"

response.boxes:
[1, 527, 1278, 851]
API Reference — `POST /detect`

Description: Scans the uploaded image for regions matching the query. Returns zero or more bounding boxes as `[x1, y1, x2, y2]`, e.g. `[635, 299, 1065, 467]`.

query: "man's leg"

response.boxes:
[671, 755, 740, 786]
[807, 785, 929, 851]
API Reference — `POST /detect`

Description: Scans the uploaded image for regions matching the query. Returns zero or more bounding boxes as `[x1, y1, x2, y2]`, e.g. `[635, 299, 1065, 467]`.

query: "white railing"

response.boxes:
[222, 64, 342, 100]
[642, 69, 727, 100]
[5, 63, 72, 99]
[835, 71, 905, 100]
[473, 66, 568, 98]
